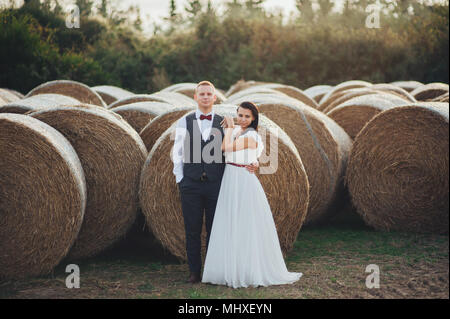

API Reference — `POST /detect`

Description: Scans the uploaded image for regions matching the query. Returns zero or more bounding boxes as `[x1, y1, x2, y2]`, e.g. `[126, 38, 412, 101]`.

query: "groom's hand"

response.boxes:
[245, 161, 259, 174]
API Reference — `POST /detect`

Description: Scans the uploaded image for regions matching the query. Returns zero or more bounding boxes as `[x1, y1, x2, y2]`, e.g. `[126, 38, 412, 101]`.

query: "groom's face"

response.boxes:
[194, 85, 217, 109]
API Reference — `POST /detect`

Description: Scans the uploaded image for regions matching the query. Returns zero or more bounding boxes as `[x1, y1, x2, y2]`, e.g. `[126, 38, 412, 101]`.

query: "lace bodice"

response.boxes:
[224, 127, 264, 165]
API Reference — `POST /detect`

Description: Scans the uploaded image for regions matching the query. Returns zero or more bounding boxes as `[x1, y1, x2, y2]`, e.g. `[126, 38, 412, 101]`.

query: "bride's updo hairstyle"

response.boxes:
[238, 101, 259, 131]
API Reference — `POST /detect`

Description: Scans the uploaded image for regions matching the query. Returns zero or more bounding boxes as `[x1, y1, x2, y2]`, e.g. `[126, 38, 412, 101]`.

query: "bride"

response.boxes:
[201, 101, 302, 288]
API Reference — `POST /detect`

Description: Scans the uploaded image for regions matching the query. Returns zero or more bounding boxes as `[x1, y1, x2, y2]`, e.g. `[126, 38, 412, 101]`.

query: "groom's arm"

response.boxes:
[172, 117, 186, 183]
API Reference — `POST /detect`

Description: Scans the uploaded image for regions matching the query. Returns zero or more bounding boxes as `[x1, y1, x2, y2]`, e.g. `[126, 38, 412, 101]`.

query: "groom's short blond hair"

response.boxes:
[195, 81, 215, 93]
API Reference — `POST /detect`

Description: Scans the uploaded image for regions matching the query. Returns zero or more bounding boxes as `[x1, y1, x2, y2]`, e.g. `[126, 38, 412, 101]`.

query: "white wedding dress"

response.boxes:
[202, 127, 302, 288]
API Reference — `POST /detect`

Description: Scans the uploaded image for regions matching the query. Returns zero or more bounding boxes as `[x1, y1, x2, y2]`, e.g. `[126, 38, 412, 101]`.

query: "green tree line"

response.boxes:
[0, 0, 448, 94]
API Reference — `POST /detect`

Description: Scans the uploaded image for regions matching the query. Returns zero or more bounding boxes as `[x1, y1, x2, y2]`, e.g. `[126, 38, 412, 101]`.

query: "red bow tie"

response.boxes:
[199, 114, 212, 121]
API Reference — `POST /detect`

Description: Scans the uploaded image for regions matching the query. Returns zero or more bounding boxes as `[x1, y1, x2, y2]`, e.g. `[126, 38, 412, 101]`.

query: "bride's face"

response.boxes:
[237, 107, 254, 129]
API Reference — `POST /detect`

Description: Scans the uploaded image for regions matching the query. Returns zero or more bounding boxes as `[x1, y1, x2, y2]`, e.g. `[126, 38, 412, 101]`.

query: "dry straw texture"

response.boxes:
[0, 113, 86, 279]
[371, 83, 416, 102]
[318, 80, 373, 109]
[107, 92, 196, 109]
[29, 105, 147, 260]
[26, 80, 107, 107]
[110, 101, 175, 133]
[139, 105, 309, 261]
[346, 102, 449, 234]
[228, 94, 352, 225]
[390, 80, 424, 92]
[321, 88, 380, 114]
[257, 83, 320, 109]
[225, 87, 290, 104]
[303, 85, 333, 103]
[139, 106, 193, 152]
[0, 93, 81, 114]
[0, 88, 25, 99]
[225, 80, 268, 97]
[327, 94, 410, 139]
[162, 83, 226, 104]
[411, 83, 449, 101]
[0, 88, 21, 103]
[92, 85, 134, 105]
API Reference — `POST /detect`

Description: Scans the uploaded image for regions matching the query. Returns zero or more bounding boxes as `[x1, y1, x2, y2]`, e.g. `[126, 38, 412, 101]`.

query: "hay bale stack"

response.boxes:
[432, 92, 449, 103]
[0, 96, 6, 106]
[26, 80, 106, 107]
[0, 88, 22, 103]
[411, 83, 449, 101]
[225, 80, 269, 97]
[346, 102, 449, 234]
[139, 106, 193, 151]
[225, 87, 290, 104]
[0, 94, 81, 114]
[326, 94, 410, 140]
[0, 113, 86, 279]
[161, 83, 227, 104]
[230, 94, 352, 225]
[108, 92, 196, 109]
[321, 88, 380, 113]
[1, 88, 25, 100]
[92, 85, 134, 105]
[257, 84, 320, 109]
[371, 84, 416, 102]
[139, 105, 310, 260]
[319, 80, 373, 110]
[303, 85, 333, 103]
[390, 80, 424, 92]
[110, 101, 175, 133]
[29, 105, 147, 260]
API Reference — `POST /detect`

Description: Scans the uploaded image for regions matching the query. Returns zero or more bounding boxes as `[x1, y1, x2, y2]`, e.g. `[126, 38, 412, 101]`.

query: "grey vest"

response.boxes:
[183, 112, 225, 181]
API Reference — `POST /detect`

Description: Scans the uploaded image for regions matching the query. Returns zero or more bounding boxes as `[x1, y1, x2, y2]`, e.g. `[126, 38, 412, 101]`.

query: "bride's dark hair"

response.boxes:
[237, 101, 259, 131]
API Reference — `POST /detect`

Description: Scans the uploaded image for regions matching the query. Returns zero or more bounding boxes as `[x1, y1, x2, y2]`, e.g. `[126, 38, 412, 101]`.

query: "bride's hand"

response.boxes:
[225, 116, 235, 128]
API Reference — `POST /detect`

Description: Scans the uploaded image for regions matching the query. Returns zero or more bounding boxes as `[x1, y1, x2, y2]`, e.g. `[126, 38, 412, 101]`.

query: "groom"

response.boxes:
[172, 81, 257, 284]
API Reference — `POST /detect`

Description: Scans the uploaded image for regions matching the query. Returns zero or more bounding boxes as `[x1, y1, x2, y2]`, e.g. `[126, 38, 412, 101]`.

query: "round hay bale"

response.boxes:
[321, 88, 380, 114]
[110, 101, 175, 133]
[92, 85, 134, 105]
[258, 83, 320, 109]
[0, 113, 86, 279]
[0, 88, 25, 100]
[108, 92, 196, 109]
[0, 93, 81, 114]
[390, 80, 424, 92]
[0, 96, 6, 106]
[303, 85, 333, 103]
[411, 83, 449, 101]
[432, 92, 449, 103]
[346, 102, 449, 234]
[225, 87, 290, 104]
[225, 80, 269, 97]
[326, 94, 410, 140]
[0, 88, 22, 103]
[139, 105, 310, 260]
[29, 105, 147, 260]
[371, 84, 416, 102]
[139, 106, 192, 151]
[230, 94, 352, 225]
[162, 83, 226, 104]
[26, 80, 106, 107]
[319, 80, 373, 107]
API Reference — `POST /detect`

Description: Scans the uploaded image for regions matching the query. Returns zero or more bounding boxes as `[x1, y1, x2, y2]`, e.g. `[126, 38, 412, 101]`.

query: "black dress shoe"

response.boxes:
[187, 272, 201, 284]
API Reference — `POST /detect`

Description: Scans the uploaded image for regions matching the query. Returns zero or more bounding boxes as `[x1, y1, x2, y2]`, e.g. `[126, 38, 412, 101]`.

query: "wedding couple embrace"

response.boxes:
[172, 81, 302, 289]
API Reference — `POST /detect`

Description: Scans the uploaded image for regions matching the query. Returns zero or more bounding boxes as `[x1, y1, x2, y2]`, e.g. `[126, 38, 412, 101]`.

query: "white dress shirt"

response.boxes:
[172, 109, 215, 183]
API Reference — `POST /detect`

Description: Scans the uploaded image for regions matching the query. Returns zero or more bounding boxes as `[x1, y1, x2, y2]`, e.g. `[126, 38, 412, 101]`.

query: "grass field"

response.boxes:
[0, 210, 448, 299]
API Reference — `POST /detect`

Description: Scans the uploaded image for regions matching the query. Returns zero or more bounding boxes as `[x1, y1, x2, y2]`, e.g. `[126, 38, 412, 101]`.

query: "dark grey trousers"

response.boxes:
[178, 176, 222, 274]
